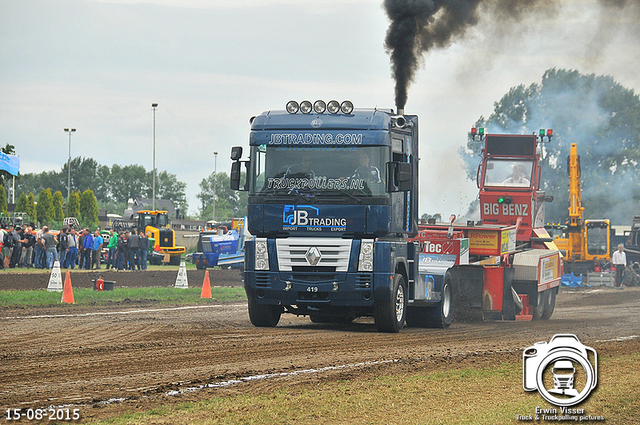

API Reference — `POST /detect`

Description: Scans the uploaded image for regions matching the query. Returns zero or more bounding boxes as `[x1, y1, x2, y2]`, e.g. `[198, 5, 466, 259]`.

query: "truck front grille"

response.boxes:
[276, 238, 352, 272]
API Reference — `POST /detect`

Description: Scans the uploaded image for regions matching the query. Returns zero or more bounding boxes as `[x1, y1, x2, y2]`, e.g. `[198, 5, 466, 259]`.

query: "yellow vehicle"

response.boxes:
[137, 210, 185, 265]
[553, 144, 611, 274]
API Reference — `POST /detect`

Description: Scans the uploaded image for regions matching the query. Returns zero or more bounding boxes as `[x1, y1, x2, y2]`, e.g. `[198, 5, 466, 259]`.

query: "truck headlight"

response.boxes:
[341, 100, 354, 114]
[327, 100, 340, 114]
[255, 238, 269, 271]
[300, 100, 312, 114]
[286, 100, 299, 114]
[358, 239, 374, 272]
[313, 100, 326, 114]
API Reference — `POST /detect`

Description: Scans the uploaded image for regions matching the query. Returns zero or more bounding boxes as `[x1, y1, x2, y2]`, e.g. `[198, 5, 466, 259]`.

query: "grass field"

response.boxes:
[83, 348, 639, 425]
[0, 287, 247, 308]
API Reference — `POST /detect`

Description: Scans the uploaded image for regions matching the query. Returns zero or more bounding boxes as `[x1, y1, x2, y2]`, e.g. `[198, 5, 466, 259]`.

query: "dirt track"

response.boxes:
[1, 279, 639, 423]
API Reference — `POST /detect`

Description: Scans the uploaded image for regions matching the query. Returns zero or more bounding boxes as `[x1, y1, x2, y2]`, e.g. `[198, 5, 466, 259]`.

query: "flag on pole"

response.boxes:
[0, 153, 19, 176]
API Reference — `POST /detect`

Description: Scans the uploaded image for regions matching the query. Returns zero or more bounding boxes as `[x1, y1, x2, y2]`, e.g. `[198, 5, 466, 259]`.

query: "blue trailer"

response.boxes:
[229, 101, 451, 332]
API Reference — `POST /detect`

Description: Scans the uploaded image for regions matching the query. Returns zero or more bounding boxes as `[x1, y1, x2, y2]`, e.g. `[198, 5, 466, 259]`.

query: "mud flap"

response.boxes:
[501, 267, 517, 320]
[448, 265, 484, 322]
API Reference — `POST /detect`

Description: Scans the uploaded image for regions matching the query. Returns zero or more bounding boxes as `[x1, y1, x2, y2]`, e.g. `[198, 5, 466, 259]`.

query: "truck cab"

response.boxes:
[230, 101, 441, 332]
[475, 130, 554, 243]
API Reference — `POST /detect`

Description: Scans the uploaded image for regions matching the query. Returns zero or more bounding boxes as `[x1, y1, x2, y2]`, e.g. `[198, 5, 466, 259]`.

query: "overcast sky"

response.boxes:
[1, 0, 638, 218]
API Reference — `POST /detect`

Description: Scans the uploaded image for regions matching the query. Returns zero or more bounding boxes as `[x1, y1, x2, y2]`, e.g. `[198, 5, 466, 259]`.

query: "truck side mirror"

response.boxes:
[230, 161, 249, 191]
[387, 162, 412, 192]
[230, 146, 243, 161]
[230, 161, 242, 190]
[396, 162, 412, 191]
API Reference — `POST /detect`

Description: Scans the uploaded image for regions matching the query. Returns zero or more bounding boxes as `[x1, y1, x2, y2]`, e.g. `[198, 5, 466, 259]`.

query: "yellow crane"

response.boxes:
[554, 144, 611, 274]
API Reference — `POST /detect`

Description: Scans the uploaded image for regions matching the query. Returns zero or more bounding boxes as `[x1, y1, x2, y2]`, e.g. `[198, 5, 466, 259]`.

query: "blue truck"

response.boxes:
[229, 100, 452, 333]
[192, 219, 246, 270]
[230, 106, 563, 332]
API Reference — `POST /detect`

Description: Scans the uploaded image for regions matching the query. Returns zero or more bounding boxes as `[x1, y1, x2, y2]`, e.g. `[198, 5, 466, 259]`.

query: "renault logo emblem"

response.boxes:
[305, 246, 322, 266]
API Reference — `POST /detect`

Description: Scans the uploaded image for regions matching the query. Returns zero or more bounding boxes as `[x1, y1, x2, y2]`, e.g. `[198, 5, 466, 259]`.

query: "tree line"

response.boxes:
[0, 149, 248, 223]
[10, 157, 188, 215]
[0, 185, 99, 229]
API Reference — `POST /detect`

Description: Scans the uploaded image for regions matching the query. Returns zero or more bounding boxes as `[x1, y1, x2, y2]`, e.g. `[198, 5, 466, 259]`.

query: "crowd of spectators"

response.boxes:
[1, 223, 150, 271]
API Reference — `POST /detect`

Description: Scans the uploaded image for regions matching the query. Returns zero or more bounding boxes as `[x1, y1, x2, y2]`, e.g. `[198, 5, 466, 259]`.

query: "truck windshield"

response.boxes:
[483, 159, 533, 188]
[250, 145, 388, 197]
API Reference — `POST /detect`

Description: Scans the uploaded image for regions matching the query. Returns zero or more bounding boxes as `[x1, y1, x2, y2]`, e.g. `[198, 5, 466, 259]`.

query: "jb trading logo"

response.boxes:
[283, 205, 319, 226]
[517, 334, 604, 422]
[283, 205, 347, 229]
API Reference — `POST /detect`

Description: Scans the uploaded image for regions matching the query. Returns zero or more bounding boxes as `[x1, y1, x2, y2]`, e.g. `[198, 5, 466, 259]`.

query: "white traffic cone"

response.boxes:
[47, 260, 64, 292]
[174, 261, 189, 289]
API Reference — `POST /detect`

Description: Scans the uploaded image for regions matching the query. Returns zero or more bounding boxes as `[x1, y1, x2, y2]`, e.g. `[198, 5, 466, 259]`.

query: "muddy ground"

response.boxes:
[0, 276, 639, 423]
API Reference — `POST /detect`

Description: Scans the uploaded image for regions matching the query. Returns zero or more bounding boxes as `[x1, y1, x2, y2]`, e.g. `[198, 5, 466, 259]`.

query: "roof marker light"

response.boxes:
[286, 100, 299, 114]
[547, 129, 553, 136]
[471, 127, 477, 135]
[540, 129, 546, 136]
[313, 100, 326, 114]
[300, 100, 312, 114]
[478, 128, 485, 135]
[341, 100, 354, 114]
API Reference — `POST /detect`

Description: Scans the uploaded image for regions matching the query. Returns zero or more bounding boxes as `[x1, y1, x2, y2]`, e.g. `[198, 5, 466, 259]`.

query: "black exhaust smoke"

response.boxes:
[383, 0, 639, 111]
[384, 0, 484, 112]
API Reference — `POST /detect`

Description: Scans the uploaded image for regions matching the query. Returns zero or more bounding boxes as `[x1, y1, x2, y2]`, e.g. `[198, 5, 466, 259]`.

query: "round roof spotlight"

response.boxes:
[286, 100, 299, 114]
[313, 100, 327, 114]
[327, 100, 341, 114]
[300, 100, 313, 114]
[394, 116, 407, 128]
[341, 100, 354, 114]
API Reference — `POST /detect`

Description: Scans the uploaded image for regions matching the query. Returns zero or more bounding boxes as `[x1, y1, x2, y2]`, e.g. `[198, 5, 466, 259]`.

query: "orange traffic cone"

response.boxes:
[61, 270, 75, 304]
[201, 270, 212, 299]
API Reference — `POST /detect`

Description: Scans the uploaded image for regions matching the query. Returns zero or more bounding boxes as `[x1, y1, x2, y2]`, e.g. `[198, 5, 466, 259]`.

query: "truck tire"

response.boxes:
[405, 279, 452, 328]
[374, 273, 407, 333]
[540, 288, 556, 320]
[169, 255, 181, 266]
[532, 290, 548, 320]
[247, 294, 281, 327]
[196, 263, 206, 270]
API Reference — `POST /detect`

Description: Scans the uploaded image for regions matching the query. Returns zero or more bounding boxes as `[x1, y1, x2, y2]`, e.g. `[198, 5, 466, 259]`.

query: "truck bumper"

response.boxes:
[244, 270, 394, 309]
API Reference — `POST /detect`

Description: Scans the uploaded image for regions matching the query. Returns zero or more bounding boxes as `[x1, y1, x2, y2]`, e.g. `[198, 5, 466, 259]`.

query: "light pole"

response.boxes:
[151, 103, 158, 210]
[64, 128, 76, 216]
[212, 152, 218, 223]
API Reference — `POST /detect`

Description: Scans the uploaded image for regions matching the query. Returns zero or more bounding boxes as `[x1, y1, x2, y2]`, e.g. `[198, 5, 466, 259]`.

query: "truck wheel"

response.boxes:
[437, 279, 453, 327]
[169, 255, 181, 266]
[196, 263, 206, 270]
[405, 279, 452, 328]
[374, 273, 407, 333]
[540, 288, 556, 320]
[247, 294, 281, 327]
[532, 290, 549, 320]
